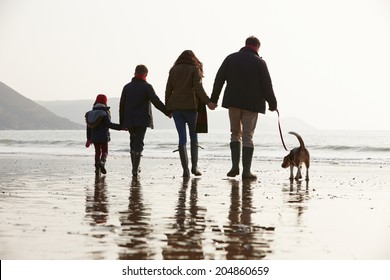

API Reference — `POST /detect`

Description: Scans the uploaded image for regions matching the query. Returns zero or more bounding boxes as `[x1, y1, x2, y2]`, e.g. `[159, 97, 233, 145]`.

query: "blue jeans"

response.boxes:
[172, 111, 198, 145]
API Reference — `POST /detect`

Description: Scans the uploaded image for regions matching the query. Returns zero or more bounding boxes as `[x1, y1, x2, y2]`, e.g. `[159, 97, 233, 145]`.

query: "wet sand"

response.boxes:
[0, 154, 389, 260]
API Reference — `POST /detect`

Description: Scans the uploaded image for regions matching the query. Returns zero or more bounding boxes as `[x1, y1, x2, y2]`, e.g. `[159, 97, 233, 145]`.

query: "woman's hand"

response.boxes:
[207, 102, 217, 110]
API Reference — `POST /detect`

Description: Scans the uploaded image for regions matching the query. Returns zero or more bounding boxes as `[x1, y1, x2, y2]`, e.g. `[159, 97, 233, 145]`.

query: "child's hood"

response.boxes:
[93, 103, 110, 110]
[85, 109, 108, 128]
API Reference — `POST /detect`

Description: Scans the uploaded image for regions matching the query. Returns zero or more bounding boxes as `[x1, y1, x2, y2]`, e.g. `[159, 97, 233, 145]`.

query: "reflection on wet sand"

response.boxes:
[84, 176, 112, 259]
[117, 178, 153, 259]
[283, 180, 310, 224]
[224, 179, 273, 259]
[83, 175, 275, 260]
[2, 154, 389, 260]
[163, 178, 206, 260]
[85, 176, 109, 228]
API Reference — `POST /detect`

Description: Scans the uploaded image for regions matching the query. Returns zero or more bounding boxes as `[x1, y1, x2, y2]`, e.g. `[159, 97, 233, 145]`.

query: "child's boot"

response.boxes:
[100, 157, 107, 174]
[131, 152, 141, 177]
[95, 163, 101, 176]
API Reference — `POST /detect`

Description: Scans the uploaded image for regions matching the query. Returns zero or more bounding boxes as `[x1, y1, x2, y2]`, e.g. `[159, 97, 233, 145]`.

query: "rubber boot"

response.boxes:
[190, 142, 202, 176]
[131, 152, 141, 177]
[100, 157, 107, 174]
[227, 141, 240, 177]
[95, 163, 101, 176]
[242, 146, 257, 180]
[178, 145, 190, 178]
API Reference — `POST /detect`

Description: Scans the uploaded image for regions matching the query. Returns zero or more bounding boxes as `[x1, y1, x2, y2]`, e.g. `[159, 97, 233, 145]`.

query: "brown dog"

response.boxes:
[281, 131, 310, 181]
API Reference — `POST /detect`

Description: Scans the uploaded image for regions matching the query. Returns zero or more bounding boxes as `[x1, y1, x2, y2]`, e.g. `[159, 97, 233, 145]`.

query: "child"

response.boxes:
[85, 94, 122, 175]
[119, 64, 171, 177]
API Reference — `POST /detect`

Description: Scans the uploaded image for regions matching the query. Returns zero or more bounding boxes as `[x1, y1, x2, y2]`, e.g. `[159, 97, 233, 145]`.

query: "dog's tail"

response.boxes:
[289, 131, 306, 149]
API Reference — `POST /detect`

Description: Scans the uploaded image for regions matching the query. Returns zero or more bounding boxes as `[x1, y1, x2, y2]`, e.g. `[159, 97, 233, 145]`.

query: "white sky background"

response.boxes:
[0, 0, 389, 130]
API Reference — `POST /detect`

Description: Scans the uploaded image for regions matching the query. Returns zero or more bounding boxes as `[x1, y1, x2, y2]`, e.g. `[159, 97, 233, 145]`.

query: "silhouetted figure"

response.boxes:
[210, 36, 278, 180]
[85, 94, 122, 175]
[120, 64, 170, 177]
[165, 50, 216, 177]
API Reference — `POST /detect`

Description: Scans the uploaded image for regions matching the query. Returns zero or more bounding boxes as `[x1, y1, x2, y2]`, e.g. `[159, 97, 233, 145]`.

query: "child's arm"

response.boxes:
[147, 84, 170, 116]
[107, 122, 122, 131]
[85, 125, 92, 147]
[103, 114, 123, 131]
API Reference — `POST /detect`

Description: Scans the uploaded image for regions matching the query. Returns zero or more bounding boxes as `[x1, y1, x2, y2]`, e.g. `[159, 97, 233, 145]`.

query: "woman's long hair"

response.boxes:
[173, 50, 204, 77]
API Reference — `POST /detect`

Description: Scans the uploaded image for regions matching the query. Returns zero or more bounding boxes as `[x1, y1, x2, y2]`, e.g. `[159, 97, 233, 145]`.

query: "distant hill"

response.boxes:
[0, 82, 83, 130]
[37, 98, 123, 127]
[37, 97, 177, 129]
[37, 98, 317, 132]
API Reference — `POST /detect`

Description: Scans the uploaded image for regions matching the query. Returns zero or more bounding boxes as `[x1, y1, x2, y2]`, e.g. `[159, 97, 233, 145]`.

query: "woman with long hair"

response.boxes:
[165, 50, 216, 177]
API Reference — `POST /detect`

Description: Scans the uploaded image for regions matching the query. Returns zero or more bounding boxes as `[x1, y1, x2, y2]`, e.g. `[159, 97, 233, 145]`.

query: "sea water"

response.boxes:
[1, 129, 390, 165]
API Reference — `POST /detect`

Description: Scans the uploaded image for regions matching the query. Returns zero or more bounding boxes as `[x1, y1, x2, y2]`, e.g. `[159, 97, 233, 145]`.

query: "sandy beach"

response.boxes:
[0, 153, 389, 260]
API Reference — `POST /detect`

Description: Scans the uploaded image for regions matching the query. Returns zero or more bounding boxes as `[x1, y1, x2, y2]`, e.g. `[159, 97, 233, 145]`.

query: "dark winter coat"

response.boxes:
[165, 63, 211, 111]
[210, 47, 277, 114]
[85, 105, 121, 143]
[119, 77, 168, 129]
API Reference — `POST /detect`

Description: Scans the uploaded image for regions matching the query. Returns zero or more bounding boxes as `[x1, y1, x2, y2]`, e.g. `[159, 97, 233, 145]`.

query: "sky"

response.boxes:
[0, 0, 389, 130]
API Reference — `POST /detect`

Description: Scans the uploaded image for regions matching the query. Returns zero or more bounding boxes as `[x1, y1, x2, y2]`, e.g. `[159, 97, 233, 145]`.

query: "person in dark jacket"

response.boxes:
[210, 36, 278, 180]
[165, 50, 217, 178]
[120, 64, 170, 177]
[85, 94, 122, 175]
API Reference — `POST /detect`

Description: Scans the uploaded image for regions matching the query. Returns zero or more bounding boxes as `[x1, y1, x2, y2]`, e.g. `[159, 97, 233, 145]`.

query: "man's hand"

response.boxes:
[207, 102, 218, 110]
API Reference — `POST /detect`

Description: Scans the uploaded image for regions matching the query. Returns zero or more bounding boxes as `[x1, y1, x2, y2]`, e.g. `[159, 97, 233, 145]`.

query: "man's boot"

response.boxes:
[242, 146, 257, 180]
[227, 141, 240, 177]
[178, 145, 190, 178]
[131, 152, 141, 177]
[190, 142, 202, 176]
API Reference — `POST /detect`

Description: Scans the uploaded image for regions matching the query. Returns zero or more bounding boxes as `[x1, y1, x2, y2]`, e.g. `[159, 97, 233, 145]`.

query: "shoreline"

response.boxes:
[1, 154, 390, 259]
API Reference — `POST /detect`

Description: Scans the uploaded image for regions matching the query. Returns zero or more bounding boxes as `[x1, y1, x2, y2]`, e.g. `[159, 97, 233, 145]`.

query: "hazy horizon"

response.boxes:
[1, 0, 389, 130]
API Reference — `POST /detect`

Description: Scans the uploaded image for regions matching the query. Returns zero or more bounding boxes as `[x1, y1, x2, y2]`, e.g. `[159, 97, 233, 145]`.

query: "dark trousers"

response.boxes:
[129, 127, 147, 152]
[94, 142, 108, 165]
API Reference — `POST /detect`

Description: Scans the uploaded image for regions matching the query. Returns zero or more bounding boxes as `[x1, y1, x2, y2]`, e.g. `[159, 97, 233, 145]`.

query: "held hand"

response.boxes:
[207, 102, 217, 110]
[85, 139, 92, 148]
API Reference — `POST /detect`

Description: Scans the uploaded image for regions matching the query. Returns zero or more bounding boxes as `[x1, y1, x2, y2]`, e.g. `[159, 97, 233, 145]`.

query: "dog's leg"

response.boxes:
[289, 166, 294, 180]
[305, 167, 309, 181]
[295, 166, 302, 180]
[305, 160, 310, 181]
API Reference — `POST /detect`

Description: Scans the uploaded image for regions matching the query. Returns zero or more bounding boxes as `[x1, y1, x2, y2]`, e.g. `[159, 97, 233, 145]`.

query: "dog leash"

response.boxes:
[276, 109, 288, 151]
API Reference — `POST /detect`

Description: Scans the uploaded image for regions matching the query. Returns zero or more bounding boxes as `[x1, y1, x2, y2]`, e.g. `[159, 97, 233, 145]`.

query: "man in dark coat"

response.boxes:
[119, 64, 170, 177]
[210, 36, 278, 180]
